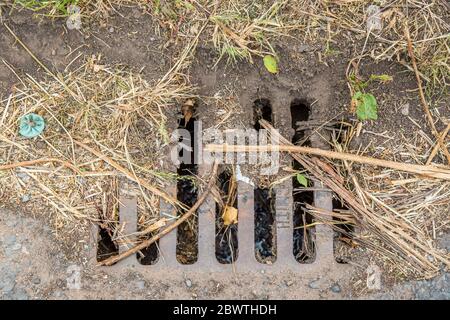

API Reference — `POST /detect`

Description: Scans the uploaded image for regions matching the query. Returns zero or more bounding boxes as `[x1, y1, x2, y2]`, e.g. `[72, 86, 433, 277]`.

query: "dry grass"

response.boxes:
[0, 54, 195, 234]
[304, 122, 450, 280]
[9, 0, 448, 95]
[285, 0, 449, 95]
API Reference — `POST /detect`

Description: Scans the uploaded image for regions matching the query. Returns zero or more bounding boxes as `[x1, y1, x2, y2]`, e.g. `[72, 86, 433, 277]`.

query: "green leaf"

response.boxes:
[19, 113, 45, 138]
[369, 74, 393, 83]
[353, 92, 378, 121]
[263, 55, 278, 74]
[296, 173, 308, 187]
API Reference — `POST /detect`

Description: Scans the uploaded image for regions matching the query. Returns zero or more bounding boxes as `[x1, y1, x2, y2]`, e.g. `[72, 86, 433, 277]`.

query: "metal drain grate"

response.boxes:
[91, 99, 348, 274]
[92, 174, 341, 273]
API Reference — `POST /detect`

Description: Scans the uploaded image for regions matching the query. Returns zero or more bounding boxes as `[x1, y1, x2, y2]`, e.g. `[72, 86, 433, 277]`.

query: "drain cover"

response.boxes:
[91, 98, 348, 275]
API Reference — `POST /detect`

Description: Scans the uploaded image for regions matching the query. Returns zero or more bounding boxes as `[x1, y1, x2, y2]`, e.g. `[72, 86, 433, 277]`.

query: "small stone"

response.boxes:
[10, 243, 22, 251]
[185, 279, 192, 288]
[32, 277, 41, 285]
[109, 27, 114, 33]
[16, 172, 30, 182]
[5, 219, 18, 228]
[401, 103, 410, 116]
[3, 235, 16, 246]
[135, 280, 145, 290]
[0, 270, 17, 294]
[308, 279, 320, 289]
[331, 283, 341, 293]
[51, 49, 56, 56]
[21, 195, 31, 203]
[285, 280, 294, 287]
[12, 288, 29, 300]
[298, 44, 311, 53]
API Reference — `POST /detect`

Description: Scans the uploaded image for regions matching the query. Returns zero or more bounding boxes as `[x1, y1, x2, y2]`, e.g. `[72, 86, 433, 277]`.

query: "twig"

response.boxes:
[404, 25, 450, 164]
[426, 123, 450, 165]
[259, 120, 449, 273]
[98, 162, 219, 266]
[205, 144, 450, 180]
[0, 158, 82, 175]
[74, 140, 179, 207]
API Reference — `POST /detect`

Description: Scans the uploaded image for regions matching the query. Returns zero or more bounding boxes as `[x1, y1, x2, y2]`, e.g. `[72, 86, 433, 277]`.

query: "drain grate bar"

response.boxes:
[92, 108, 345, 274]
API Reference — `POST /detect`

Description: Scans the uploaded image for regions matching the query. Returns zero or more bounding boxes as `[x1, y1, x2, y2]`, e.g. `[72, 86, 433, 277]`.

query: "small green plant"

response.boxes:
[352, 92, 378, 121]
[349, 73, 392, 121]
[295, 173, 308, 187]
[263, 55, 278, 73]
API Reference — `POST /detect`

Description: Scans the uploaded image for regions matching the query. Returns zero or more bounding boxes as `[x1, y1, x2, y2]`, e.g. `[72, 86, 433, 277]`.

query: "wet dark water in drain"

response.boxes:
[333, 196, 354, 264]
[254, 188, 276, 262]
[137, 232, 159, 265]
[176, 105, 199, 264]
[253, 98, 273, 130]
[97, 227, 118, 262]
[215, 168, 238, 264]
[253, 98, 276, 263]
[291, 99, 316, 263]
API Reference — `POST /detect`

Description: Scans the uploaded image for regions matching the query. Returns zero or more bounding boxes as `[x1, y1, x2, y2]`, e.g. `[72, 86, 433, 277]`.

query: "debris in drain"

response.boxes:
[97, 227, 119, 262]
[96, 180, 119, 263]
[254, 187, 276, 263]
[253, 98, 276, 264]
[332, 197, 356, 264]
[330, 122, 356, 264]
[137, 220, 159, 265]
[216, 166, 238, 264]
[253, 98, 272, 131]
[176, 101, 199, 264]
[291, 99, 315, 263]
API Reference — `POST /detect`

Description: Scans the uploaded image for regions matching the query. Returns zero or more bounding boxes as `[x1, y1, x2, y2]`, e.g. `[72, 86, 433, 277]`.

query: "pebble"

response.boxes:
[298, 44, 311, 53]
[331, 283, 341, 293]
[285, 280, 294, 287]
[3, 235, 17, 246]
[51, 49, 56, 56]
[308, 279, 320, 289]
[135, 280, 145, 290]
[32, 277, 41, 285]
[10, 243, 22, 251]
[5, 219, 18, 228]
[12, 288, 29, 300]
[400, 103, 410, 116]
[16, 172, 30, 181]
[21, 195, 31, 203]
[109, 27, 114, 33]
[0, 270, 17, 294]
[185, 279, 192, 288]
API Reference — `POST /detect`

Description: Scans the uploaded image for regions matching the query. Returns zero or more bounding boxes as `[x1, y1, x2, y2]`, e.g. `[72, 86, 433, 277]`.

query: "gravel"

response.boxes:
[308, 279, 320, 289]
[331, 283, 342, 293]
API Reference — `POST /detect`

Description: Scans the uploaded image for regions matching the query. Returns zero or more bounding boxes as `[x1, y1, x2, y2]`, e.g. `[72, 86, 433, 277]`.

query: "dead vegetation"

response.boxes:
[0, 51, 195, 234]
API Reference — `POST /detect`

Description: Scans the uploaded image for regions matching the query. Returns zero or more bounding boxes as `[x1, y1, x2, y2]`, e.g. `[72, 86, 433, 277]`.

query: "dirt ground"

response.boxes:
[0, 5, 448, 299]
